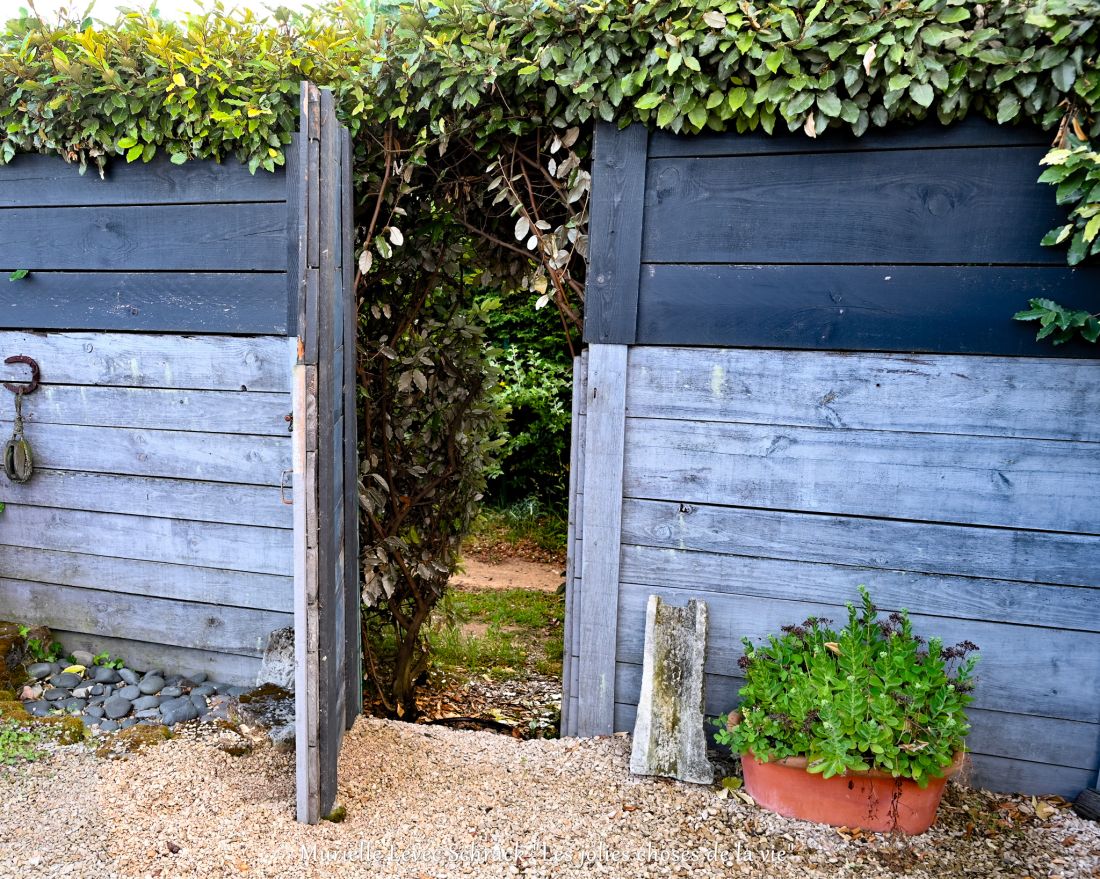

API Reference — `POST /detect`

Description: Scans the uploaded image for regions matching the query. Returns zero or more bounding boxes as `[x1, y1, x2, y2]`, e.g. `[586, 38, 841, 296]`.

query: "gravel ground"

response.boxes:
[1, 717, 1096, 879]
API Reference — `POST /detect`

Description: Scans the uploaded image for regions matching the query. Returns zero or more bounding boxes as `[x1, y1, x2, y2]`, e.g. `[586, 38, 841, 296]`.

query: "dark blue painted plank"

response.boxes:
[0, 271, 288, 334]
[636, 264, 1100, 356]
[642, 146, 1065, 265]
[0, 151, 286, 206]
[3, 203, 287, 271]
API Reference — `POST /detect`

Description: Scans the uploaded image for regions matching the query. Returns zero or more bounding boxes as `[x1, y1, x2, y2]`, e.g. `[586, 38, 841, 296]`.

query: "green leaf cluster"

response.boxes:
[714, 587, 978, 787]
[1015, 296, 1100, 343]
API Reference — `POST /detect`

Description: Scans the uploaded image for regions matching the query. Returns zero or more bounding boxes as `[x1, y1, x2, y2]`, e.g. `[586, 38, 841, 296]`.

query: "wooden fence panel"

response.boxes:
[292, 83, 359, 824]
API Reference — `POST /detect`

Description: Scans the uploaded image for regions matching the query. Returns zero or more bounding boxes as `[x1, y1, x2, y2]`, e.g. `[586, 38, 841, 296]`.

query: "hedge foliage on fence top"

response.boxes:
[1, 0, 1098, 268]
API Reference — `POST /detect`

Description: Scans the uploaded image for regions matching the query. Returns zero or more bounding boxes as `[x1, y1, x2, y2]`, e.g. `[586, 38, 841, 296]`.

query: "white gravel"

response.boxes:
[1, 717, 1097, 878]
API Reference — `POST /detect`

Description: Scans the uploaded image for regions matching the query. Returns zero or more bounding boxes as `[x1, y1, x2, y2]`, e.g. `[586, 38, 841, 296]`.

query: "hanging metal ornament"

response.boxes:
[2, 355, 40, 484]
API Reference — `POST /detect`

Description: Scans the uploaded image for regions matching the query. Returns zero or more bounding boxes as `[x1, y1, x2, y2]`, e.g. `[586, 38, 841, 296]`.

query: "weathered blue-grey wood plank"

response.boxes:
[1, 578, 290, 656]
[966, 755, 1096, 798]
[577, 344, 628, 735]
[0, 331, 290, 392]
[621, 499, 1100, 590]
[612, 664, 1099, 773]
[610, 697, 1095, 797]
[619, 543, 1099, 633]
[0, 151, 286, 206]
[3, 470, 292, 529]
[4, 504, 293, 576]
[647, 116, 1048, 158]
[0, 271, 289, 334]
[623, 418, 1100, 534]
[340, 126, 362, 732]
[562, 352, 587, 738]
[583, 123, 647, 344]
[21, 422, 290, 485]
[3, 204, 288, 271]
[20, 385, 291, 436]
[635, 264, 1100, 356]
[53, 630, 262, 687]
[614, 582, 1099, 723]
[0, 545, 292, 612]
[642, 147, 1064, 265]
[627, 348, 1100, 442]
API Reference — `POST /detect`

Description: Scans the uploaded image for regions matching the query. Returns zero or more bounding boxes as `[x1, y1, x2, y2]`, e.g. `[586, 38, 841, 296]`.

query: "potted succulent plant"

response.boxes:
[715, 587, 978, 835]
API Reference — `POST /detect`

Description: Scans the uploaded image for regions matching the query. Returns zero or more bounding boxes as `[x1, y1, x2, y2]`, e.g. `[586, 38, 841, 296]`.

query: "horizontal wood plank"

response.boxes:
[0, 331, 290, 392]
[20, 384, 291, 436]
[614, 583, 1099, 723]
[53, 630, 261, 687]
[4, 470, 292, 529]
[3, 579, 290, 657]
[647, 117, 1049, 158]
[642, 147, 1063, 266]
[22, 422, 290, 485]
[3, 504, 292, 576]
[621, 499, 1100, 589]
[635, 265, 1100, 356]
[3, 204, 287, 271]
[623, 418, 1100, 533]
[627, 348, 1100, 441]
[0, 271, 289, 334]
[612, 665, 1100, 772]
[619, 543, 1099, 633]
[0, 545, 292, 612]
[610, 697, 1095, 797]
[0, 152, 286, 207]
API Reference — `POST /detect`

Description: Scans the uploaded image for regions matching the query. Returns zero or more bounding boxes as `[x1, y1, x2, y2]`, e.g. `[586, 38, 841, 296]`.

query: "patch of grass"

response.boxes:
[0, 719, 47, 765]
[466, 498, 567, 564]
[427, 588, 565, 679]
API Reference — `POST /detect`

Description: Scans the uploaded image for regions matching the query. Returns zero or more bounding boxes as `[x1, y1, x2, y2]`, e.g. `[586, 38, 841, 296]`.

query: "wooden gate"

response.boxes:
[291, 83, 361, 823]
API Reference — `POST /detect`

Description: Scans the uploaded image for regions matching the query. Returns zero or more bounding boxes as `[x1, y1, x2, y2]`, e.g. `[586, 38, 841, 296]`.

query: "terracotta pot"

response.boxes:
[741, 750, 966, 835]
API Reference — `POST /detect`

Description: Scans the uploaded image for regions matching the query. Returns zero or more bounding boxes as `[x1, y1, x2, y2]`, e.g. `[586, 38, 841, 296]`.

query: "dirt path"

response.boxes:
[1, 719, 1096, 879]
[451, 557, 562, 593]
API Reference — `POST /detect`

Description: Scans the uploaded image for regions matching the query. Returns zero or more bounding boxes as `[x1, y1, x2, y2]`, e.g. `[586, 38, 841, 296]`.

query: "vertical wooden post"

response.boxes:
[293, 80, 322, 825]
[583, 123, 648, 345]
[576, 343, 628, 735]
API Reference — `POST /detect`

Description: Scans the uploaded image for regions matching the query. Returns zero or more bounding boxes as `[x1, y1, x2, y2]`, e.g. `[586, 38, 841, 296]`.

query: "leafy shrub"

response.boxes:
[715, 587, 977, 786]
[487, 345, 572, 506]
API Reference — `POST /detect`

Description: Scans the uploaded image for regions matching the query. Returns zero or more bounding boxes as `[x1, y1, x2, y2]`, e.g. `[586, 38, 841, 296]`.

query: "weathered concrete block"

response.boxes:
[257, 627, 295, 691]
[629, 595, 713, 785]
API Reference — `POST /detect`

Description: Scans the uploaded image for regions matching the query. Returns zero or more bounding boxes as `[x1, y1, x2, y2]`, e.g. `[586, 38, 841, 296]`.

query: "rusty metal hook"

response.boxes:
[3, 355, 40, 395]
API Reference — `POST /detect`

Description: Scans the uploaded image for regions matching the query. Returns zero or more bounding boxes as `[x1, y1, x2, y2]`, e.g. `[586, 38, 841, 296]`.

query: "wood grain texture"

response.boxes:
[53, 630, 262, 688]
[0, 544, 292, 612]
[4, 203, 288, 271]
[583, 123, 647, 344]
[621, 499, 1100, 589]
[562, 352, 588, 738]
[0, 331, 290, 392]
[641, 146, 1064, 265]
[3, 469, 292, 529]
[2, 578, 290, 656]
[0, 151, 286, 207]
[577, 344, 628, 735]
[647, 116, 1049, 158]
[612, 663, 1099, 773]
[19, 384, 291, 435]
[3, 503, 293, 576]
[21, 422, 290, 485]
[610, 695, 1095, 797]
[627, 348, 1100, 441]
[623, 417, 1100, 534]
[618, 543, 1099, 633]
[635, 264, 1100, 355]
[341, 127, 362, 731]
[0, 271, 289, 334]
[613, 582, 1099, 723]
